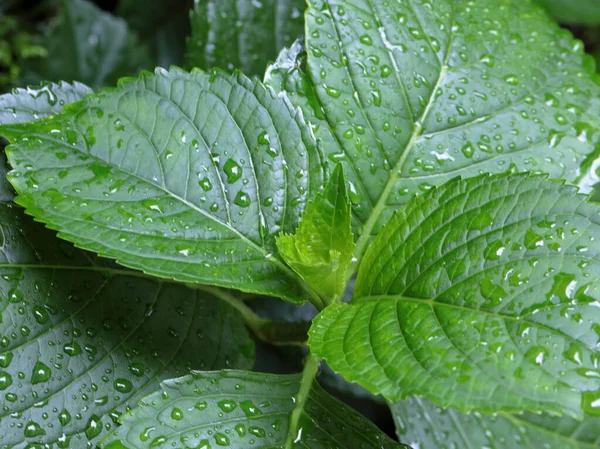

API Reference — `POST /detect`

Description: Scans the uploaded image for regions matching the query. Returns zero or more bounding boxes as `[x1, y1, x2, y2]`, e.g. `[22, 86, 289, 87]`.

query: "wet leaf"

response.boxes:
[268, 0, 600, 260]
[186, 0, 305, 76]
[1, 67, 324, 303]
[0, 192, 254, 448]
[99, 370, 407, 449]
[24, 0, 151, 88]
[310, 174, 600, 418]
[0, 81, 92, 125]
[277, 164, 354, 303]
[391, 396, 600, 449]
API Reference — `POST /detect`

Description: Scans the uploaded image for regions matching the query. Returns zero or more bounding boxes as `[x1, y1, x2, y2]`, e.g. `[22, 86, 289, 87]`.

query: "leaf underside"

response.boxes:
[100, 370, 408, 449]
[310, 174, 600, 418]
[391, 396, 600, 449]
[267, 0, 600, 255]
[2, 67, 324, 302]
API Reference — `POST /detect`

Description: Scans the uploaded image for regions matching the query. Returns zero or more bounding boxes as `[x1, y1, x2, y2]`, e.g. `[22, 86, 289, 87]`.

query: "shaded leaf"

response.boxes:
[24, 0, 151, 89]
[100, 369, 408, 448]
[186, 0, 305, 76]
[391, 396, 600, 449]
[269, 0, 600, 260]
[1, 67, 324, 303]
[277, 164, 354, 302]
[535, 0, 600, 25]
[310, 174, 600, 417]
[0, 196, 254, 449]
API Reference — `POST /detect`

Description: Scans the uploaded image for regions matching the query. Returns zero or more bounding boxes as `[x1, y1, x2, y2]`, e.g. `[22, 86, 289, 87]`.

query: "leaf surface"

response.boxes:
[310, 174, 600, 417]
[269, 0, 600, 258]
[0, 81, 92, 125]
[24, 0, 150, 88]
[277, 164, 354, 302]
[0, 178, 254, 449]
[100, 370, 408, 449]
[391, 396, 600, 449]
[2, 68, 324, 302]
[186, 0, 305, 76]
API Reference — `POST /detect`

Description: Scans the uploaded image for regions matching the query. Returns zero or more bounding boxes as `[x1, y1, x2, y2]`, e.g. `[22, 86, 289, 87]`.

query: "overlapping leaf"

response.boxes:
[391, 396, 600, 449]
[0, 167, 254, 449]
[23, 0, 150, 88]
[310, 174, 600, 417]
[268, 0, 600, 259]
[100, 370, 408, 449]
[1, 67, 324, 302]
[186, 0, 305, 76]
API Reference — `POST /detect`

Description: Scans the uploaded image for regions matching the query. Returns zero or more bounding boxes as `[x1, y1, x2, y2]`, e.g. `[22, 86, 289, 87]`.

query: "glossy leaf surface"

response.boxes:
[2, 68, 324, 302]
[0, 81, 92, 125]
[186, 0, 305, 76]
[0, 176, 254, 448]
[391, 396, 600, 449]
[277, 164, 354, 302]
[100, 370, 408, 449]
[25, 0, 150, 88]
[269, 0, 600, 257]
[310, 174, 600, 417]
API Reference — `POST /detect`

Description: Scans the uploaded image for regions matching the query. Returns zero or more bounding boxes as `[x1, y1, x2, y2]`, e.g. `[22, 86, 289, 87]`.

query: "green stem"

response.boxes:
[195, 285, 310, 346]
[285, 354, 321, 448]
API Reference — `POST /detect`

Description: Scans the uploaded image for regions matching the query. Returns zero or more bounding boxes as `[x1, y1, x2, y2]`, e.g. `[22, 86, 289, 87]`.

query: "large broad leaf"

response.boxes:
[99, 369, 408, 449]
[0, 166, 254, 448]
[22, 0, 151, 89]
[0, 81, 92, 125]
[267, 0, 600, 259]
[1, 68, 324, 303]
[391, 396, 600, 449]
[186, 0, 306, 76]
[535, 0, 600, 25]
[310, 174, 600, 418]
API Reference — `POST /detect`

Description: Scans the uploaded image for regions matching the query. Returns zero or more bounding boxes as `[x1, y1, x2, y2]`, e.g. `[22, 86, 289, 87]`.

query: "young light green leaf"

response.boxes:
[0, 81, 92, 125]
[310, 174, 600, 418]
[23, 0, 150, 88]
[0, 202, 254, 448]
[391, 396, 600, 449]
[277, 164, 354, 304]
[535, 0, 600, 25]
[99, 370, 408, 449]
[1, 67, 325, 303]
[270, 0, 600, 259]
[186, 0, 305, 76]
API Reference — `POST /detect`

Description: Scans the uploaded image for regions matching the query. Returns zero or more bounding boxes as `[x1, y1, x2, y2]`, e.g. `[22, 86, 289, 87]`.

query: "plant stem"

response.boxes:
[285, 353, 321, 448]
[195, 285, 310, 346]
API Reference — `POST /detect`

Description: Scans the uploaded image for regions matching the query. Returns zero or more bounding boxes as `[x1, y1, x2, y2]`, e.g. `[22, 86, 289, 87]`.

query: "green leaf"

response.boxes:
[309, 173, 600, 418]
[0, 81, 92, 125]
[535, 0, 600, 25]
[391, 396, 600, 449]
[0, 200, 254, 448]
[186, 0, 305, 76]
[117, 0, 192, 67]
[23, 0, 151, 89]
[99, 369, 408, 449]
[269, 0, 600, 260]
[277, 164, 354, 303]
[1, 67, 324, 303]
